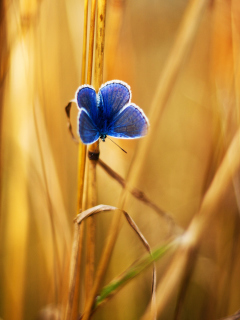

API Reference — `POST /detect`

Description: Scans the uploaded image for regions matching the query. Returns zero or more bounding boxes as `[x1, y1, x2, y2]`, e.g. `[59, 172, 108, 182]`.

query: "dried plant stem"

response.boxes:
[218, 309, 240, 320]
[81, 1, 107, 318]
[120, 0, 210, 206]
[82, 210, 123, 320]
[85, 160, 97, 300]
[77, 145, 87, 210]
[73, 205, 174, 316]
[0, 0, 7, 221]
[84, 0, 98, 305]
[98, 159, 177, 232]
[65, 223, 84, 320]
[105, 0, 125, 79]
[81, 0, 89, 84]
[67, 0, 90, 318]
[70, 146, 87, 320]
[93, 0, 107, 91]
[87, 0, 97, 84]
[141, 128, 240, 319]
[84, 0, 98, 300]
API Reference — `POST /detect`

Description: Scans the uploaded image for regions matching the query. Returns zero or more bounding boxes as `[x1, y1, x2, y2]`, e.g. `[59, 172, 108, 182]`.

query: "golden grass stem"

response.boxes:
[81, 0, 89, 85]
[70, 147, 86, 319]
[77, 145, 87, 211]
[67, 0, 90, 318]
[98, 159, 177, 233]
[81, 1, 107, 319]
[85, 160, 97, 301]
[65, 224, 84, 320]
[83, 0, 98, 307]
[0, 0, 7, 222]
[119, 0, 210, 207]
[104, 0, 125, 79]
[70, 0, 98, 316]
[93, 0, 107, 91]
[82, 211, 123, 320]
[141, 128, 240, 319]
[87, 0, 97, 84]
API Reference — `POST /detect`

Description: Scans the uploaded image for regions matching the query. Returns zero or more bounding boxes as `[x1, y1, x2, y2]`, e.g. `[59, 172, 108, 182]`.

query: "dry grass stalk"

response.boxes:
[82, 206, 123, 320]
[75, 204, 157, 317]
[87, 0, 97, 85]
[81, 207, 123, 320]
[85, 164, 97, 301]
[93, 0, 107, 91]
[209, 2, 240, 316]
[119, 0, 210, 207]
[141, 128, 240, 319]
[65, 223, 83, 320]
[3, 3, 47, 319]
[65, 138, 86, 319]
[84, 0, 99, 308]
[0, 0, 7, 220]
[104, 0, 125, 80]
[218, 309, 240, 320]
[74, 0, 98, 315]
[66, 0, 99, 315]
[66, 0, 90, 318]
[81, 0, 89, 85]
[98, 158, 177, 233]
[81, 1, 107, 319]
[76, 205, 153, 253]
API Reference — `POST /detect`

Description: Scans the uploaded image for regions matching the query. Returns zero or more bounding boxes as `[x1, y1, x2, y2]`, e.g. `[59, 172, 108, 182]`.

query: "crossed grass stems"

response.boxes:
[65, 0, 240, 320]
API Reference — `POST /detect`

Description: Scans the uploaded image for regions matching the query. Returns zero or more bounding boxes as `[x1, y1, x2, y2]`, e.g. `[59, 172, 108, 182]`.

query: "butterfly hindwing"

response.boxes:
[98, 81, 131, 118]
[107, 103, 149, 139]
[78, 109, 99, 144]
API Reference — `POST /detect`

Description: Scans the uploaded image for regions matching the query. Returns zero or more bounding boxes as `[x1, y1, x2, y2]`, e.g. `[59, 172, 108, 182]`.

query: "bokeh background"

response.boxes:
[1, 0, 240, 319]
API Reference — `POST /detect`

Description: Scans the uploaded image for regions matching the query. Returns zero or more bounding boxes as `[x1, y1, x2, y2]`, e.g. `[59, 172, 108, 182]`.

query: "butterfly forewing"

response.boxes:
[76, 85, 98, 122]
[98, 81, 131, 119]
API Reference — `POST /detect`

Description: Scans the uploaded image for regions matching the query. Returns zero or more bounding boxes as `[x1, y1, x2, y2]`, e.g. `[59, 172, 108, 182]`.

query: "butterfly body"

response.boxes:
[99, 134, 107, 142]
[75, 80, 149, 145]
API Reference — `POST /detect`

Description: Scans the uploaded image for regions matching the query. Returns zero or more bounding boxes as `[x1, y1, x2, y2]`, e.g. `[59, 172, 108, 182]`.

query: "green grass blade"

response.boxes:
[94, 239, 178, 310]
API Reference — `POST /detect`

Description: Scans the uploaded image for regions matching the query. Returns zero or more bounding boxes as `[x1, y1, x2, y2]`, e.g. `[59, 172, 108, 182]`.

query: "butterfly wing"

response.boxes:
[75, 85, 98, 122]
[75, 81, 148, 143]
[98, 81, 131, 119]
[75, 85, 100, 144]
[78, 109, 99, 144]
[107, 103, 149, 139]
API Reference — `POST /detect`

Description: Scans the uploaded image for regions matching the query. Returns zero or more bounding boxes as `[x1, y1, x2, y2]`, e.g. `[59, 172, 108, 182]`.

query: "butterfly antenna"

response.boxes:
[107, 137, 127, 153]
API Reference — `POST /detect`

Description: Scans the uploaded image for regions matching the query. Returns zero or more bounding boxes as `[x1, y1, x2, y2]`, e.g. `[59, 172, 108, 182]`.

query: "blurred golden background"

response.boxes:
[1, 0, 240, 319]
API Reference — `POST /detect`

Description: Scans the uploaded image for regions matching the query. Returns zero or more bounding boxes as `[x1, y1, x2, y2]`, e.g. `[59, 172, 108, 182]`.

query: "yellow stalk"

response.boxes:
[66, 0, 89, 318]
[0, 0, 7, 221]
[141, 129, 240, 319]
[81, 0, 107, 319]
[85, 162, 97, 301]
[84, 0, 98, 306]
[81, 0, 89, 85]
[87, 0, 97, 85]
[119, 0, 210, 208]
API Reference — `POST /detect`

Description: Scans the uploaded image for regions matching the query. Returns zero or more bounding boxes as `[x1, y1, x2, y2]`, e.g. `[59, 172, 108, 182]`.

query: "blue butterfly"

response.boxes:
[75, 80, 149, 145]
